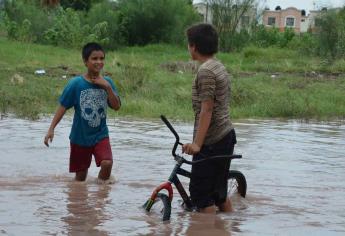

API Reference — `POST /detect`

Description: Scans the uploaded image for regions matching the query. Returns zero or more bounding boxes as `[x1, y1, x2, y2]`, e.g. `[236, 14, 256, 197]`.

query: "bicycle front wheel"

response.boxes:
[144, 193, 171, 221]
[228, 170, 247, 197]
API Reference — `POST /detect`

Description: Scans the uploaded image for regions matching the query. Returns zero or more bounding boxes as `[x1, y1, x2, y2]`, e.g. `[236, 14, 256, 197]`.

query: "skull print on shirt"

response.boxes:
[80, 88, 107, 127]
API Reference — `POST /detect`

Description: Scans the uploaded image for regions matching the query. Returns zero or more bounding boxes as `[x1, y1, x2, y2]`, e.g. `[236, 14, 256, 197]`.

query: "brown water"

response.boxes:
[0, 116, 344, 236]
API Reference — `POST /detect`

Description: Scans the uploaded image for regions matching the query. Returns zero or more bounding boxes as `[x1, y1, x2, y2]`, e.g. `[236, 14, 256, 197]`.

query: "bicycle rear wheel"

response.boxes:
[143, 193, 171, 221]
[228, 170, 247, 197]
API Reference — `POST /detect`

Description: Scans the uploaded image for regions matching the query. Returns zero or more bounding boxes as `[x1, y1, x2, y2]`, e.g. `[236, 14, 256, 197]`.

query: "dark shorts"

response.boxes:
[69, 137, 113, 173]
[189, 129, 237, 209]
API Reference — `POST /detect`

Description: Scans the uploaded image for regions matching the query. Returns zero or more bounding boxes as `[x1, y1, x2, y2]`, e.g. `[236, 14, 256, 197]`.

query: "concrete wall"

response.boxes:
[263, 7, 302, 33]
[263, 7, 322, 33]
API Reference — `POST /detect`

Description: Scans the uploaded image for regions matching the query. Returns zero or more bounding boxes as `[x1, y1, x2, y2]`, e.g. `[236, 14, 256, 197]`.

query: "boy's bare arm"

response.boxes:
[182, 99, 214, 155]
[105, 86, 121, 110]
[44, 106, 66, 147]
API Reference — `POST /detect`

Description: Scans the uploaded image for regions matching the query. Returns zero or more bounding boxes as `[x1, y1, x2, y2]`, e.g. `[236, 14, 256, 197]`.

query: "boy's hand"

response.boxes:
[91, 76, 111, 90]
[44, 129, 54, 147]
[182, 143, 200, 155]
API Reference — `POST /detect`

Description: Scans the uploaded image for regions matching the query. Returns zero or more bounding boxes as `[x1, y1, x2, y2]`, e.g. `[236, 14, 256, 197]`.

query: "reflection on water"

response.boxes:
[62, 182, 111, 235]
[0, 116, 345, 235]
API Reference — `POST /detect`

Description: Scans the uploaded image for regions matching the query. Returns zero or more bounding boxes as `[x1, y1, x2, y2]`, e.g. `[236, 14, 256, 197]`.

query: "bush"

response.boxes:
[251, 25, 280, 47]
[43, 8, 110, 48]
[219, 29, 251, 52]
[317, 10, 339, 58]
[287, 33, 318, 55]
[3, 0, 199, 48]
[116, 0, 199, 46]
[250, 25, 295, 48]
[84, 1, 124, 49]
[278, 27, 295, 47]
[315, 7, 345, 59]
[43, 8, 85, 48]
[3, 0, 55, 43]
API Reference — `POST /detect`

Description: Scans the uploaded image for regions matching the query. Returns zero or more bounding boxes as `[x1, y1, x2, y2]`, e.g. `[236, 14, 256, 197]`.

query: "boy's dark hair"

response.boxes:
[186, 23, 218, 56]
[82, 42, 105, 61]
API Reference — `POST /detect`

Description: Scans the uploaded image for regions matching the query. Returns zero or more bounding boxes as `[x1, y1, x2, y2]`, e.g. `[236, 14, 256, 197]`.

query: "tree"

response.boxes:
[204, 0, 258, 51]
[116, 0, 199, 46]
[316, 8, 345, 59]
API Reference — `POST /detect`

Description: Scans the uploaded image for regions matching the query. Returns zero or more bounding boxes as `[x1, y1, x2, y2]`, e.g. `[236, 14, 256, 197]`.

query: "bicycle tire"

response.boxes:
[228, 170, 247, 197]
[144, 193, 171, 221]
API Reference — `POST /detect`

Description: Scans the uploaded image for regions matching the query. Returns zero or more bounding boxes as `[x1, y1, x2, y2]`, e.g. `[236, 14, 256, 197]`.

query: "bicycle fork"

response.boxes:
[144, 181, 173, 211]
[144, 160, 195, 212]
[144, 161, 183, 211]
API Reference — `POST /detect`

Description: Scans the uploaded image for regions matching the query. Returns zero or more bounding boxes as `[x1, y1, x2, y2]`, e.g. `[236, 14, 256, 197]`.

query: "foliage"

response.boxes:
[43, 7, 109, 48]
[2, 0, 199, 49]
[279, 27, 295, 47]
[250, 25, 295, 48]
[315, 8, 345, 59]
[3, 0, 54, 42]
[42, 8, 83, 47]
[3, 0, 110, 47]
[84, 1, 124, 49]
[224, 29, 251, 51]
[59, 0, 92, 11]
[2, 0, 345, 60]
[116, 0, 200, 46]
[251, 25, 280, 47]
[287, 33, 318, 55]
[205, 0, 256, 52]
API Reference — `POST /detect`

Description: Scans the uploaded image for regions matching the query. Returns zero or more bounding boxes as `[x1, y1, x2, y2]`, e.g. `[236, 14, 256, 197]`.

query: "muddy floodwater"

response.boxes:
[0, 116, 344, 236]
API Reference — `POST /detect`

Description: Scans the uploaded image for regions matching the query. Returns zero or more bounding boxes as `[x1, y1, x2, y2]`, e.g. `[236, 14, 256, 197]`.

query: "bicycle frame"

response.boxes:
[145, 115, 243, 211]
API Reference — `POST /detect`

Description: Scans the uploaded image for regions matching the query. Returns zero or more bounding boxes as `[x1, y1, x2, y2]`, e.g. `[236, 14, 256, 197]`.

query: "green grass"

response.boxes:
[1, 37, 345, 121]
[231, 74, 345, 119]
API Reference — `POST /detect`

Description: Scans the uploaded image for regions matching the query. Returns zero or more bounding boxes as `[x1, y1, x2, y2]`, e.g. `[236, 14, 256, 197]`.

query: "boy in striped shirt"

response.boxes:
[183, 23, 237, 214]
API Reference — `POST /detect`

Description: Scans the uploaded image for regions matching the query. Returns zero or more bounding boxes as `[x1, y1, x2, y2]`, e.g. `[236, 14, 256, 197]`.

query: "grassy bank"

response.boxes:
[0, 37, 345, 121]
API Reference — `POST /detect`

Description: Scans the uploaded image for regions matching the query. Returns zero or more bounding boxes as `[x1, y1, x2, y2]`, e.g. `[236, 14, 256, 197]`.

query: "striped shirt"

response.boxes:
[192, 58, 233, 145]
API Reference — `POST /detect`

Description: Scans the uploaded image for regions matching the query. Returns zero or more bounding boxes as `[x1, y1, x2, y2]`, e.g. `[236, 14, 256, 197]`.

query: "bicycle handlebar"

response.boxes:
[160, 115, 179, 142]
[181, 154, 242, 165]
[160, 115, 183, 157]
[160, 115, 242, 164]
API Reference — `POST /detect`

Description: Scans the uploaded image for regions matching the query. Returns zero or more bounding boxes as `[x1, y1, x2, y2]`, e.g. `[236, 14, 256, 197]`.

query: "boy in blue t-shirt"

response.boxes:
[44, 42, 121, 181]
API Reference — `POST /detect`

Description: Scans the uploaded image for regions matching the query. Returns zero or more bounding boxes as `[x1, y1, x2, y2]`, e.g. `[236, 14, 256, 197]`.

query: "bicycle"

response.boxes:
[143, 115, 247, 221]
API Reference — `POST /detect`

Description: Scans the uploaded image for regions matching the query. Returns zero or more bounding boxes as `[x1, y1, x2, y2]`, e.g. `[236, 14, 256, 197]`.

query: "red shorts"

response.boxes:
[69, 137, 113, 172]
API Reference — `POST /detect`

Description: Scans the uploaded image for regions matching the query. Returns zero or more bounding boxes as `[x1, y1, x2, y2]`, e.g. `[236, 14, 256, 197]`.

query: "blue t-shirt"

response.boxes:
[59, 75, 120, 146]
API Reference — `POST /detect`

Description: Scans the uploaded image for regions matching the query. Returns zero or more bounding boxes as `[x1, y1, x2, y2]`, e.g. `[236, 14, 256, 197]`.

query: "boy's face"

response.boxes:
[84, 50, 105, 74]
